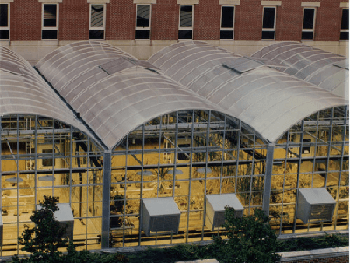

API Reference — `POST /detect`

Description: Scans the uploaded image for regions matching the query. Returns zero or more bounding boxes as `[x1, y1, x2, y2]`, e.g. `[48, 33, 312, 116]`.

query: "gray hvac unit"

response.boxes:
[296, 188, 336, 224]
[142, 197, 180, 237]
[205, 194, 244, 231]
[37, 203, 74, 240]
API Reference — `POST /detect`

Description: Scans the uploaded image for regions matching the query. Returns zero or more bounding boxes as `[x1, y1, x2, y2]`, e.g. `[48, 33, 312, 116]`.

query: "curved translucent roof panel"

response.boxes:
[36, 41, 224, 149]
[251, 42, 348, 98]
[149, 41, 348, 143]
[0, 46, 91, 136]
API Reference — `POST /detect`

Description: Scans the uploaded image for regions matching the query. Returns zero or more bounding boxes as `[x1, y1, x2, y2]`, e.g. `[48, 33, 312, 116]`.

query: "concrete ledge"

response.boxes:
[176, 260, 219, 263]
[279, 246, 349, 262]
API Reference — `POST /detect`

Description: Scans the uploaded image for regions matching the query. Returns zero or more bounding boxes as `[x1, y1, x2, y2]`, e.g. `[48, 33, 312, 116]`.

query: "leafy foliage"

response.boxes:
[209, 207, 281, 263]
[13, 196, 128, 263]
[16, 196, 68, 261]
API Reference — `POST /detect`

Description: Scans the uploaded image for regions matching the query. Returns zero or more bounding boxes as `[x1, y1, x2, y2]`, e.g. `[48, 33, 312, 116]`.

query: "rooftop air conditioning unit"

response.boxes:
[296, 188, 336, 224]
[142, 197, 180, 237]
[205, 194, 244, 231]
[37, 203, 74, 240]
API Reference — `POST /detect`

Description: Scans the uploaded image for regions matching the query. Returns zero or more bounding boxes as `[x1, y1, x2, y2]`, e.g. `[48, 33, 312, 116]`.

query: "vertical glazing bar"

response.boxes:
[219, 115, 227, 195]
[0, 116, 2, 257]
[52, 118, 55, 197]
[16, 115, 19, 253]
[235, 120, 241, 194]
[34, 116, 38, 209]
[262, 142, 275, 216]
[123, 135, 129, 247]
[293, 121, 304, 233]
[101, 150, 111, 248]
[69, 127, 73, 204]
[138, 125, 145, 246]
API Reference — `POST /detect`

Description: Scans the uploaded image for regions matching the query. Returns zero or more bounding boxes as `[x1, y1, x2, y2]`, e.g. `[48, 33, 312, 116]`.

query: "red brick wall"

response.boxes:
[10, 0, 41, 41]
[107, 0, 135, 40]
[59, 0, 89, 40]
[315, 0, 343, 41]
[7, 0, 348, 42]
[151, 0, 178, 40]
[193, 0, 220, 40]
[236, 0, 262, 40]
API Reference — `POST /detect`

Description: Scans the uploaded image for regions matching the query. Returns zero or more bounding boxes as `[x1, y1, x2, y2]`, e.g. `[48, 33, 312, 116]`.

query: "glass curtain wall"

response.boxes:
[110, 110, 268, 247]
[270, 106, 349, 234]
[0, 115, 104, 256]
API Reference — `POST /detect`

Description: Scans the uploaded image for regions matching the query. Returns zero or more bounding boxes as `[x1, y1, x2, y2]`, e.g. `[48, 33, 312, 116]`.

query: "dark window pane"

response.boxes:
[42, 149, 54, 167]
[340, 31, 349, 40]
[262, 30, 275, 39]
[91, 4, 104, 27]
[0, 30, 9, 39]
[303, 8, 315, 30]
[221, 6, 234, 28]
[180, 5, 192, 27]
[135, 30, 150, 39]
[262, 7, 275, 29]
[0, 4, 8, 27]
[43, 4, 57, 27]
[341, 9, 349, 30]
[220, 30, 233, 39]
[136, 5, 150, 27]
[178, 30, 192, 39]
[302, 31, 313, 39]
[89, 30, 104, 39]
[42, 30, 57, 39]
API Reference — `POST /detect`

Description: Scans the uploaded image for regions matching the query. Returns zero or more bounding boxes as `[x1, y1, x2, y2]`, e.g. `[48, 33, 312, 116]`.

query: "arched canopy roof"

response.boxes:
[0, 46, 91, 136]
[149, 41, 348, 143]
[251, 41, 348, 98]
[36, 41, 226, 149]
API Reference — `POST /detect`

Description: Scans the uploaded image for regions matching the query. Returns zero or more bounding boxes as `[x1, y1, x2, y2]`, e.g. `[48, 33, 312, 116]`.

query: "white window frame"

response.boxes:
[302, 7, 317, 40]
[178, 4, 193, 39]
[0, 3, 10, 40]
[220, 5, 235, 40]
[89, 3, 106, 38]
[135, 4, 151, 39]
[261, 6, 276, 40]
[41, 3, 58, 39]
[340, 8, 349, 40]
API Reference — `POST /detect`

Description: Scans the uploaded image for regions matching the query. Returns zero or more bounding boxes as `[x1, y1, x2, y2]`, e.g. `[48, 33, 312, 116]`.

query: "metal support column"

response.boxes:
[262, 142, 275, 216]
[101, 150, 112, 248]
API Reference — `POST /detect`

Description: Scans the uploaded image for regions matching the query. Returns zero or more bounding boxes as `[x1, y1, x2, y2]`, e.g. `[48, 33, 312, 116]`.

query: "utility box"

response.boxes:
[142, 198, 180, 236]
[37, 203, 74, 240]
[205, 194, 244, 231]
[296, 188, 336, 224]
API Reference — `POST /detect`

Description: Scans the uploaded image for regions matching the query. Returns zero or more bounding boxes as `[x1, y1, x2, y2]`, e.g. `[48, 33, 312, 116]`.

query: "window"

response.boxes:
[302, 8, 316, 40]
[42, 4, 58, 40]
[0, 4, 9, 40]
[89, 4, 105, 39]
[135, 4, 151, 39]
[42, 149, 55, 167]
[340, 8, 349, 40]
[220, 6, 234, 39]
[262, 6, 276, 39]
[178, 5, 193, 39]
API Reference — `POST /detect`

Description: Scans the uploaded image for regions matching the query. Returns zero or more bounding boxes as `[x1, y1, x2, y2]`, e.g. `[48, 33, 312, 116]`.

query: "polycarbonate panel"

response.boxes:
[36, 41, 223, 149]
[251, 42, 348, 98]
[149, 41, 348, 143]
[0, 47, 91, 138]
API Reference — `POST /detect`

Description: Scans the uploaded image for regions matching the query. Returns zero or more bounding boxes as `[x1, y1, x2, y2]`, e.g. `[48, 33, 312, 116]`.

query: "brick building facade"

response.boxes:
[0, 0, 348, 62]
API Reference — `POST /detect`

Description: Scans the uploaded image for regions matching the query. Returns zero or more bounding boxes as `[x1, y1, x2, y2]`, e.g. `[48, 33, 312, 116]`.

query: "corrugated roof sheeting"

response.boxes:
[0, 46, 91, 136]
[251, 41, 349, 98]
[36, 41, 223, 149]
[149, 41, 348, 142]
